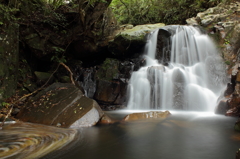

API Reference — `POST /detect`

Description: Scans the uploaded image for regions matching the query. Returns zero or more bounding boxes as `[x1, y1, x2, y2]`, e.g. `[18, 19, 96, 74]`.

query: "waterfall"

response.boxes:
[127, 25, 227, 111]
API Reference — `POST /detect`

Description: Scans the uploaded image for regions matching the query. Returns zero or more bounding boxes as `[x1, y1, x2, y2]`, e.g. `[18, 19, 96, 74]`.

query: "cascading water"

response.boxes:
[127, 25, 227, 111]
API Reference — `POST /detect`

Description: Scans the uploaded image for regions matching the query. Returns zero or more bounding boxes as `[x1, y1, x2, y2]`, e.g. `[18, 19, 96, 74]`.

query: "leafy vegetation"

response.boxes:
[42, 0, 67, 9]
[110, 0, 224, 25]
[0, 4, 19, 27]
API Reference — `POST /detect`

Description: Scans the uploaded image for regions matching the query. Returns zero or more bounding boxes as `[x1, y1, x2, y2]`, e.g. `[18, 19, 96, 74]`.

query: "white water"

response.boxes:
[127, 25, 227, 111]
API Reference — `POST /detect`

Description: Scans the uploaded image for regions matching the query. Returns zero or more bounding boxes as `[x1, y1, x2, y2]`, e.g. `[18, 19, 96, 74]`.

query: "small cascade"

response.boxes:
[127, 25, 227, 111]
[76, 67, 96, 98]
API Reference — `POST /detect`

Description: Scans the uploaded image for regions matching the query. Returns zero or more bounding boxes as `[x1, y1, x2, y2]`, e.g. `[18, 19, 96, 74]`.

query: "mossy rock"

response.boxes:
[96, 58, 120, 81]
[108, 23, 165, 58]
[235, 119, 240, 132]
[16, 83, 104, 128]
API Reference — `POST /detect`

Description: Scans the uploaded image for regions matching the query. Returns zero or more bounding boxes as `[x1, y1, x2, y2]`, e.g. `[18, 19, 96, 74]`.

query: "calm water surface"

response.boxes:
[42, 111, 240, 159]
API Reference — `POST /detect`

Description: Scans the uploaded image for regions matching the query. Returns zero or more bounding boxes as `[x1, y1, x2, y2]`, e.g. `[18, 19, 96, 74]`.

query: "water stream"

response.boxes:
[127, 25, 227, 111]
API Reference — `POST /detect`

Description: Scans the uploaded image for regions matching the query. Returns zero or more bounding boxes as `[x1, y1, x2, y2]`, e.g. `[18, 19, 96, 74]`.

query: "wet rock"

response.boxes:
[94, 79, 118, 104]
[91, 58, 128, 106]
[75, 58, 130, 107]
[147, 65, 165, 84]
[97, 114, 117, 125]
[96, 58, 120, 81]
[227, 83, 240, 116]
[172, 68, 186, 84]
[100, 105, 126, 111]
[236, 148, 240, 159]
[234, 118, 240, 132]
[123, 111, 171, 122]
[156, 27, 173, 64]
[108, 23, 165, 58]
[93, 79, 127, 105]
[76, 67, 96, 98]
[226, 107, 240, 116]
[224, 83, 235, 96]
[16, 83, 103, 128]
[114, 80, 128, 105]
[172, 83, 185, 110]
[215, 99, 229, 115]
[119, 61, 134, 79]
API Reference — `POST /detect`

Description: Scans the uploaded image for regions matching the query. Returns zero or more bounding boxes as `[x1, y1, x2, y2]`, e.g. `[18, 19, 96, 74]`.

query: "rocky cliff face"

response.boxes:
[187, 1, 240, 116]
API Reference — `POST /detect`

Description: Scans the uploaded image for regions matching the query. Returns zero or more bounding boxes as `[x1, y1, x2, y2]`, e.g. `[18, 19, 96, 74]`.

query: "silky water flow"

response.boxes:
[127, 25, 227, 111]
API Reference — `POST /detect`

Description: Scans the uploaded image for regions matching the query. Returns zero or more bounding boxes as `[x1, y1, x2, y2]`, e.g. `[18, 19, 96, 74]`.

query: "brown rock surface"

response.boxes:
[98, 114, 118, 125]
[123, 111, 171, 122]
[215, 99, 229, 115]
[237, 148, 240, 159]
[16, 83, 103, 128]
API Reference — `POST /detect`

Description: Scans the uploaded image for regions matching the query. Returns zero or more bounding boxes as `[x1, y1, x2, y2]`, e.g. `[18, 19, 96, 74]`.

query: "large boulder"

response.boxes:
[16, 83, 104, 128]
[94, 79, 127, 106]
[93, 58, 128, 106]
[108, 23, 165, 58]
[75, 58, 139, 109]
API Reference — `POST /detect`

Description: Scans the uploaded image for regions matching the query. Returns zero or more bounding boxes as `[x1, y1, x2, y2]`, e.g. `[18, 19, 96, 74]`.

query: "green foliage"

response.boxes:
[0, 4, 19, 26]
[224, 38, 230, 45]
[42, 0, 68, 9]
[225, 61, 231, 65]
[51, 46, 66, 63]
[110, 0, 223, 25]
[1, 102, 10, 108]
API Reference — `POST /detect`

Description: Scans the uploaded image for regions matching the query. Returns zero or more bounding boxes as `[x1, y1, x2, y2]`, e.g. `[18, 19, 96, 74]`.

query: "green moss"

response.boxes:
[97, 58, 119, 81]
[234, 123, 240, 132]
[225, 61, 231, 65]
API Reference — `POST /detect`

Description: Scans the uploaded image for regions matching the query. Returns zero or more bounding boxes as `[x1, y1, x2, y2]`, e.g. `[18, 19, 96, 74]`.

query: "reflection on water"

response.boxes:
[43, 111, 240, 159]
[0, 112, 239, 159]
[0, 122, 77, 159]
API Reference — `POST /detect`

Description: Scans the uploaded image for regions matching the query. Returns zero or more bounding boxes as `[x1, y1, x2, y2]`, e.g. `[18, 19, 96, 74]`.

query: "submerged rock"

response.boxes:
[123, 111, 171, 122]
[16, 83, 103, 128]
